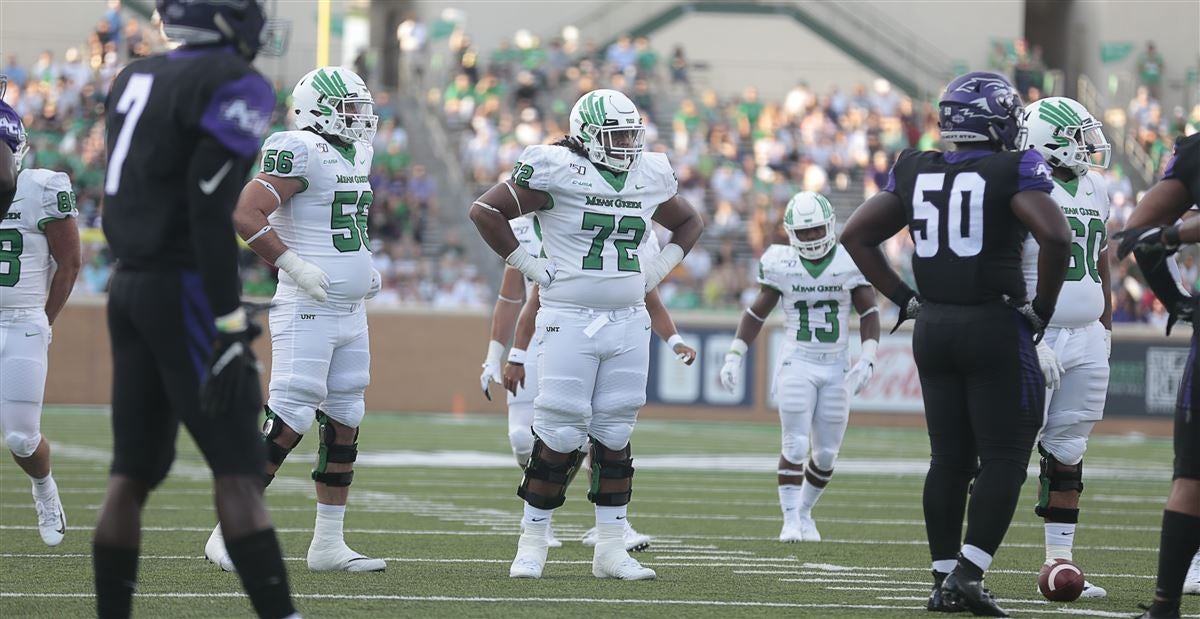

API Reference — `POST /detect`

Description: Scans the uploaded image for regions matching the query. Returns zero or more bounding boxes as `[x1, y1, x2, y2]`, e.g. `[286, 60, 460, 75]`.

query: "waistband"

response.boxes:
[782, 346, 848, 364]
[918, 299, 1016, 323]
[273, 297, 363, 313]
[539, 303, 646, 321]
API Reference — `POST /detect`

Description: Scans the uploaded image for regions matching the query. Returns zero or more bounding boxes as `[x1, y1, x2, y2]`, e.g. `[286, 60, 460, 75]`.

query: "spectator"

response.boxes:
[1137, 41, 1165, 100]
[605, 35, 638, 74]
[4, 56, 27, 88]
[669, 46, 689, 87]
[634, 37, 658, 79]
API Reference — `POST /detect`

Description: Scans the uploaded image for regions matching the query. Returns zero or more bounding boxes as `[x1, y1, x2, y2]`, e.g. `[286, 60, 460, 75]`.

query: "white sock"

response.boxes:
[313, 503, 346, 544]
[1045, 522, 1075, 562]
[960, 544, 993, 573]
[778, 485, 802, 523]
[31, 473, 57, 501]
[522, 504, 553, 530]
[595, 505, 627, 526]
[932, 559, 957, 575]
[797, 480, 825, 517]
[596, 522, 624, 545]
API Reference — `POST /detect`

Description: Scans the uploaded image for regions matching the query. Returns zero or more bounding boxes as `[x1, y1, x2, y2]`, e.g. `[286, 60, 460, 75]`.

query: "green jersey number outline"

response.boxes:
[1064, 216, 1105, 283]
[0, 229, 23, 287]
[794, 299, 839, 343]
[331, 190, 373, 252]
[261, 149, 295, 174]
[581, 212, 646, 272]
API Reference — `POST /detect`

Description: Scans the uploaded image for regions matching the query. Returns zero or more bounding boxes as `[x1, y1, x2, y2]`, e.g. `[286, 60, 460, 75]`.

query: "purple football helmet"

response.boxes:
[938, 71, 1024, 151]
[156, 0, 273, 60]
[0, 77, 27, 170]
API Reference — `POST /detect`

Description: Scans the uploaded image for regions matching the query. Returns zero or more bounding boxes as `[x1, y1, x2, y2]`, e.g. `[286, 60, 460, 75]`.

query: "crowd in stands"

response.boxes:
[4, 6, 1197, 322]
[2, 4, 491, 308]
[428, 21, 1197, 324]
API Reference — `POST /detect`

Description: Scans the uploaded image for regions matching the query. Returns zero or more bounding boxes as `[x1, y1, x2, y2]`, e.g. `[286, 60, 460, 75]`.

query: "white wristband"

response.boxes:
[667, 334, 685, 349]
[728, 338, 748, 356]
[508, 347, 527, 365]
[860, 339, 879, 364]
[485, 340, 505, 365]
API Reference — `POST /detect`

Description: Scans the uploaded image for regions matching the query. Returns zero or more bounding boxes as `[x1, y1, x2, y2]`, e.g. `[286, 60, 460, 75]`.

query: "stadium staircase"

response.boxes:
[1077, 74, 1157, 191]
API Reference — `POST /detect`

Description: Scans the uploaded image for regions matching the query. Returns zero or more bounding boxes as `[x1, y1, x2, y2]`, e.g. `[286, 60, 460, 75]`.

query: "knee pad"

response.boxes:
[587, 437, 635, 507]
[780, 432, 811, 467]
[531, 418, 589, 454]
[311, 410, 358, 487]
[517, 434, 584, 510]
[508, 425, 534, 468]
[262, 407, 303, 486]
[1035, 443, 1083, 522]
[269, 374, 327, 422]
[4, 431, 41, 459]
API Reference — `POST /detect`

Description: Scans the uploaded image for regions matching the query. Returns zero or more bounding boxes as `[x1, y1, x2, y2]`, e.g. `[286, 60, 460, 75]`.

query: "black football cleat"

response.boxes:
[1135, 601, 1182, 619]
[940, 571, 1008, 617]
[928, 572, 966, 613]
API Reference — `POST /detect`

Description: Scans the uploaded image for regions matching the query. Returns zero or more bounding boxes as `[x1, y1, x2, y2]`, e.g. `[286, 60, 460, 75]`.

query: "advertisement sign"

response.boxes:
[647, 328, 754, 407]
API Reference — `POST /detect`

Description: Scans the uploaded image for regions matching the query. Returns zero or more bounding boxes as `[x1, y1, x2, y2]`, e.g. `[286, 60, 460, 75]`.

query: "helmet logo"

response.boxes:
[577, 93, 608, 140]
[311, 69, 350, 98]
[1037, 100, 1083, 147]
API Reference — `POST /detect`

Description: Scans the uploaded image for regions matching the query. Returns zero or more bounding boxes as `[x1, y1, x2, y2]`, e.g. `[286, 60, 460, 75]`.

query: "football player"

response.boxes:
[205, 66, 385, 574]
[497, 228, 697, 553]
[842, 71, 1071, 617]
[469, 88, 703, 580]
[1018, 96, 1112, 599]
[0, 89, 81, 547]
[1114, 131, 1200, 619]
[719, 192, 879, 543]
[94, 1, 297, 616]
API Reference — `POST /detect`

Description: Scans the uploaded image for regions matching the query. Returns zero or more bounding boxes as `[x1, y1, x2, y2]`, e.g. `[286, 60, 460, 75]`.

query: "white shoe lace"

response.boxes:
[35, 498, 61, 529]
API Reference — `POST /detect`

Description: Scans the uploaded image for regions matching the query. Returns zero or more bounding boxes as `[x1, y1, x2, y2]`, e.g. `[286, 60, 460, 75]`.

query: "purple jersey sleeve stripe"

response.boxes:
[883, 166, 898, 193]
[1016, 148, 1054, 194]
[199, 73, 275, 159]
[1162, 153, 1179, 180]
[0, 101, 23, 152]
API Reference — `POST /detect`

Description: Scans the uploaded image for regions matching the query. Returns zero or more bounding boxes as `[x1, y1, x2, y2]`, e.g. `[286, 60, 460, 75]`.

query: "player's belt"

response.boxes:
[785, 347, 847, 364]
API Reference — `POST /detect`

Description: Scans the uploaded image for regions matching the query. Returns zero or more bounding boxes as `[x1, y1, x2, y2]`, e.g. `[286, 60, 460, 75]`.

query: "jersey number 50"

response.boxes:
[911, 172, 985, 258]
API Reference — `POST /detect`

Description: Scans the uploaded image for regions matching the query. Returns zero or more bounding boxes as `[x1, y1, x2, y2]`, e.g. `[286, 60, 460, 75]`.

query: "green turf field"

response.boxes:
[0, 408, 1193, 618]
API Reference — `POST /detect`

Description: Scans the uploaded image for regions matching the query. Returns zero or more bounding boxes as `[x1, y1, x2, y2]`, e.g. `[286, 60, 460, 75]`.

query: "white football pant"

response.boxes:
[268, 299, 370, 433]
[1039, 322, 1109, 465]
[507, 338, 539, 465]
[532, 305, 651, 454]
[775, 349, 850, 470]
[0, 309, 50, 458]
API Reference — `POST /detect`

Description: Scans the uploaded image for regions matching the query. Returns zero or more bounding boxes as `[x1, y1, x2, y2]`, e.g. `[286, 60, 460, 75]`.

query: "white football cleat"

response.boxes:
[1079, 580, 1107, 599]
[592, 525, 655, 580]
[33, 492, 66, 547]
[307, 540, 386, 572]
[509, 527, 549, 579]
[1184, 552, 1200, 595]
[779, 523, 802, 543]
[581, 521, 651, 551]
[797, 515, 821, 542]
[204, 525, 236, 572]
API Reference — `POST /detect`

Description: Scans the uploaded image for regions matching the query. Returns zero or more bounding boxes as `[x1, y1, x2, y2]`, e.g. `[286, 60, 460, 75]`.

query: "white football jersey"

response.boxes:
[0, 168, 77, 310]
[513, 144, 678, 310]
[262, 131, 374, 303]
[758, 244, 868, 354]
[1022, 172, 1109, 328]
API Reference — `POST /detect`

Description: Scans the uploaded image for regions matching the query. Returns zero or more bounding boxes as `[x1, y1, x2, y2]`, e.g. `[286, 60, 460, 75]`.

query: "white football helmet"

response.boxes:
[569, 89, 645, 172]
[291, 66, 378, 145]
[1019, 96, 1109, 177]
[784, 192, 837, 260]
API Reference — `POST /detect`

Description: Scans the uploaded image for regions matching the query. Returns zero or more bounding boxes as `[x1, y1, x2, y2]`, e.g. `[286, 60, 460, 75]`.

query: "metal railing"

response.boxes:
[1078, 74, 1155, 189]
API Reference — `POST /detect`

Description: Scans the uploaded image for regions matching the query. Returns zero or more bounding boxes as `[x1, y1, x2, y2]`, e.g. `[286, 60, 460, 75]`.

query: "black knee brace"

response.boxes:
[1035, 443, 1083, 522]
[587, 437, 635, 507]
[311, 411, 358, 487]
[517, 435, 584, 510]
[262, 407, 303, 486]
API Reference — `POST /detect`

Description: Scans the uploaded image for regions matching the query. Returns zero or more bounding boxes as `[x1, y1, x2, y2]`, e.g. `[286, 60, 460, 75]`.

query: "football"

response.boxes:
[1038, 559, 1085, 601]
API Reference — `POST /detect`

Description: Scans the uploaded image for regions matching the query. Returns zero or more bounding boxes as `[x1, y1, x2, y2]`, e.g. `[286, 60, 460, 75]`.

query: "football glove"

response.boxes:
[479, 340, 505, 401]
[506, 246, 556, 288]
[1113, 225, 1180, 261]
[200, 303, 267, 418]
[845, 339, 878, 396]
[366, 268, 382, 300]
[889, 285, 921, 334]
[276, 249, 330, 302]
[1035, 339, 1064, 391]
[719, 339, 748, 392]
[1004, 295, 1053, 343]
[643, 243, 686, 293]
